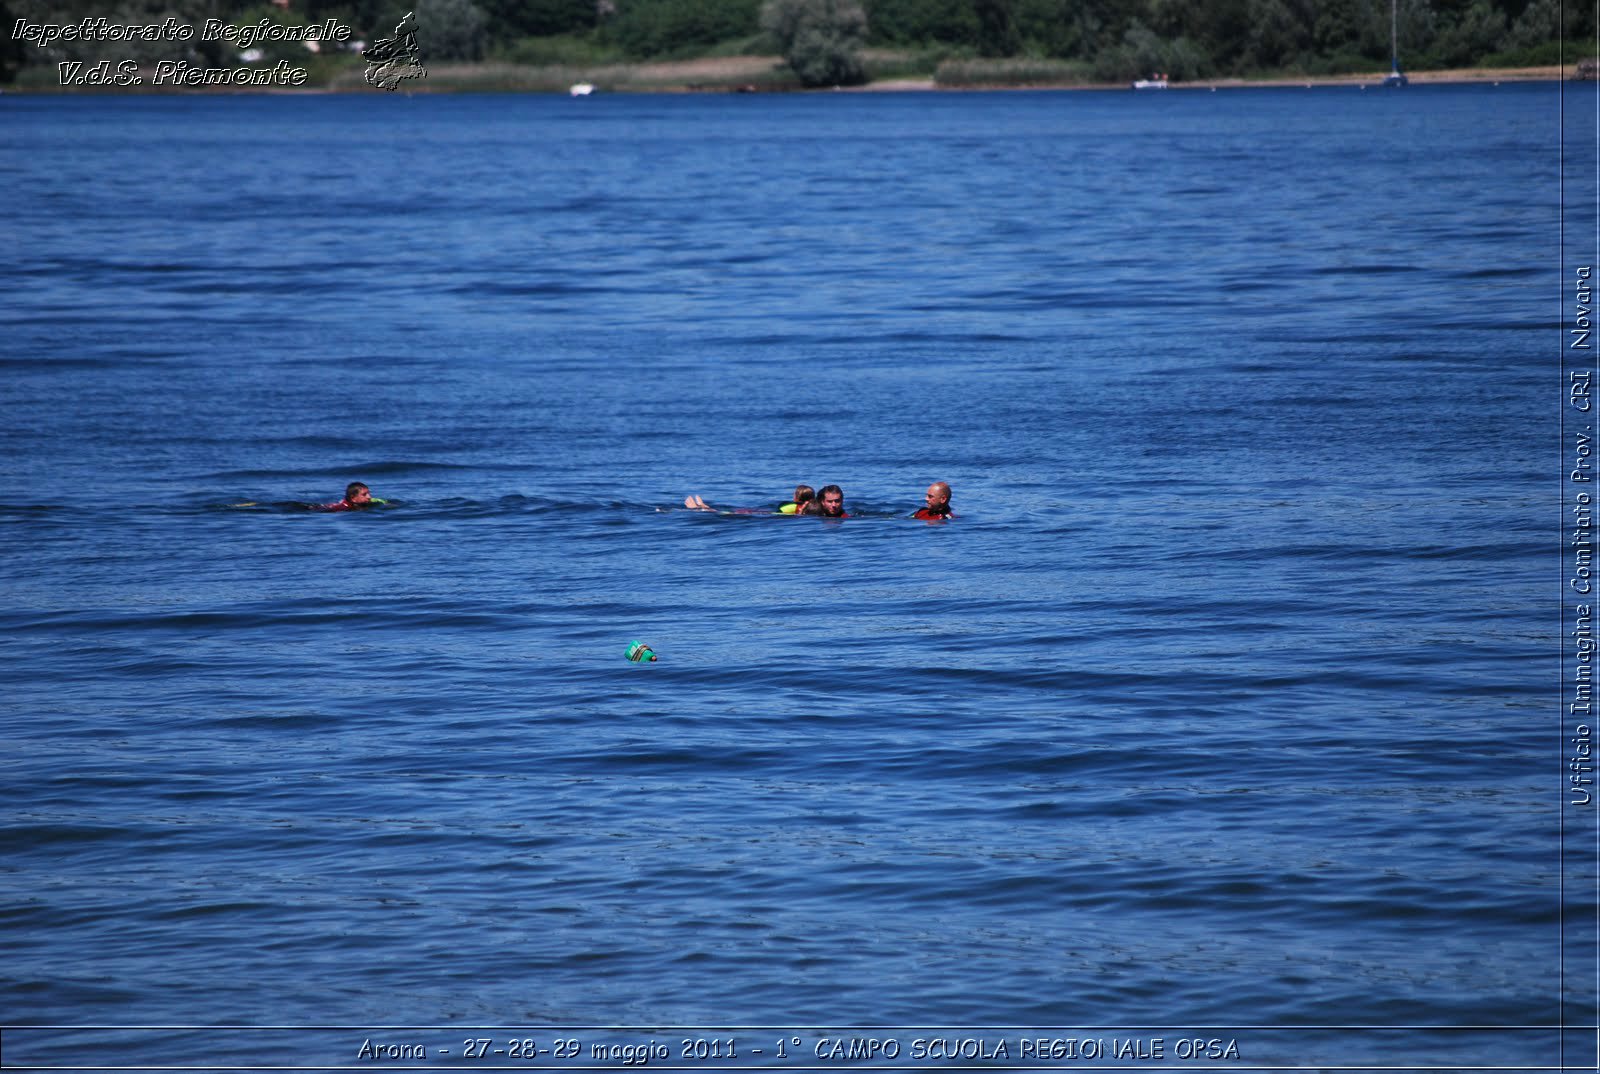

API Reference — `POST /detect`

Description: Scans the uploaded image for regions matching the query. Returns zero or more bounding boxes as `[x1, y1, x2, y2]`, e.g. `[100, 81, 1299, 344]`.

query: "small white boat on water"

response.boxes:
[569, 82, 594, 96]
[1132, 77, 1169, 90]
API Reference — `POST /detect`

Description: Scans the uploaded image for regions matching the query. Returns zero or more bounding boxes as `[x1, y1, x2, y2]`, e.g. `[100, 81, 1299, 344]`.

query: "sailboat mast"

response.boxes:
[1390, 0, 1399, 71]
[1381, 0, 1407, 84]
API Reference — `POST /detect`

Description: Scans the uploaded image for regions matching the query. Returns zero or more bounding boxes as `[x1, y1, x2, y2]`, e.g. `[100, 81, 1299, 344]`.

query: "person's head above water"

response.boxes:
[817, 485, 845, 517]
[778, 484, 816, 514]
[314, 482, 380, 512]
[912, 481, 953, 521]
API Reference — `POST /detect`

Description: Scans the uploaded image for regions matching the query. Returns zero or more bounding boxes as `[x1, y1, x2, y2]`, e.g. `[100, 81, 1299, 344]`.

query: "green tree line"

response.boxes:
[3, 0, 1591, 83]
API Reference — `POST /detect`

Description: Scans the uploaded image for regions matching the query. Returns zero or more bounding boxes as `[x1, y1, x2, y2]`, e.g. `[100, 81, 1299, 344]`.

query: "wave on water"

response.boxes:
[0, 503, 74, 516]
[199, 459, 505, 481]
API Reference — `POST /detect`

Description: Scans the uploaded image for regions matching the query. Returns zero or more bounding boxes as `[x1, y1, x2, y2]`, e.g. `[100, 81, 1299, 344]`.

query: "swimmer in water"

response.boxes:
[227, 482, 384, 511]
[778, 484, 814, 515]
[911, 481, 953, 521]
[685, 484, 814, 515]
[318, 482, 379, 511]
[796, 484, 847, 518]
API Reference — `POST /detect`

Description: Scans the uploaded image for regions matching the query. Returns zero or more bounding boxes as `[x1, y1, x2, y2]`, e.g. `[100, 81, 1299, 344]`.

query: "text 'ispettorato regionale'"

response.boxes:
[12, 16, 352, 87]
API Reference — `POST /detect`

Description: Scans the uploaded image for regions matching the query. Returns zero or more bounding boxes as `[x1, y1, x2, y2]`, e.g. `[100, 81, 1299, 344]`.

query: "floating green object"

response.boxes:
[626, 640, 657, 663]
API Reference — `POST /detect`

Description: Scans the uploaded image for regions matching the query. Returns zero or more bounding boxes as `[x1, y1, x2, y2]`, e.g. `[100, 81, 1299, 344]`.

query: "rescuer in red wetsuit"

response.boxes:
[318, 482, 376, 511]
[911, 481, 954, 521]
[797, 484, 847, 517]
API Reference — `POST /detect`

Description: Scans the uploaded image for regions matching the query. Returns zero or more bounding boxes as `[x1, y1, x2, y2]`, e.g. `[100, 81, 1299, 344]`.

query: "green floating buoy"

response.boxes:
[626, 640, 657, 663]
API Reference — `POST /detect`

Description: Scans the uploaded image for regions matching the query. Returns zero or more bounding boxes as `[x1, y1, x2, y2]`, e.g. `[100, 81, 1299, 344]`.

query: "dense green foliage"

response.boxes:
[761, 0, 867, 84]
[859, 0, 1594, 77]
[607, 0, 762, 57]
[3, 0, 1593, 82]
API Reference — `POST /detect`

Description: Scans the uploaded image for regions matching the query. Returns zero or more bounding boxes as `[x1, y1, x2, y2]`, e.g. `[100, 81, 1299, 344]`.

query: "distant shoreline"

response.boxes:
[4, 60, 1578, 95]
[854, 64, 1570, 92]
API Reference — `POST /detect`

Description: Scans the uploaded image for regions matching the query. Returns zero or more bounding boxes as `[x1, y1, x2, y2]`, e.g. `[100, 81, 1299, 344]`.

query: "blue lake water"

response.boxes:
[0, 83, 1591, 1070]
